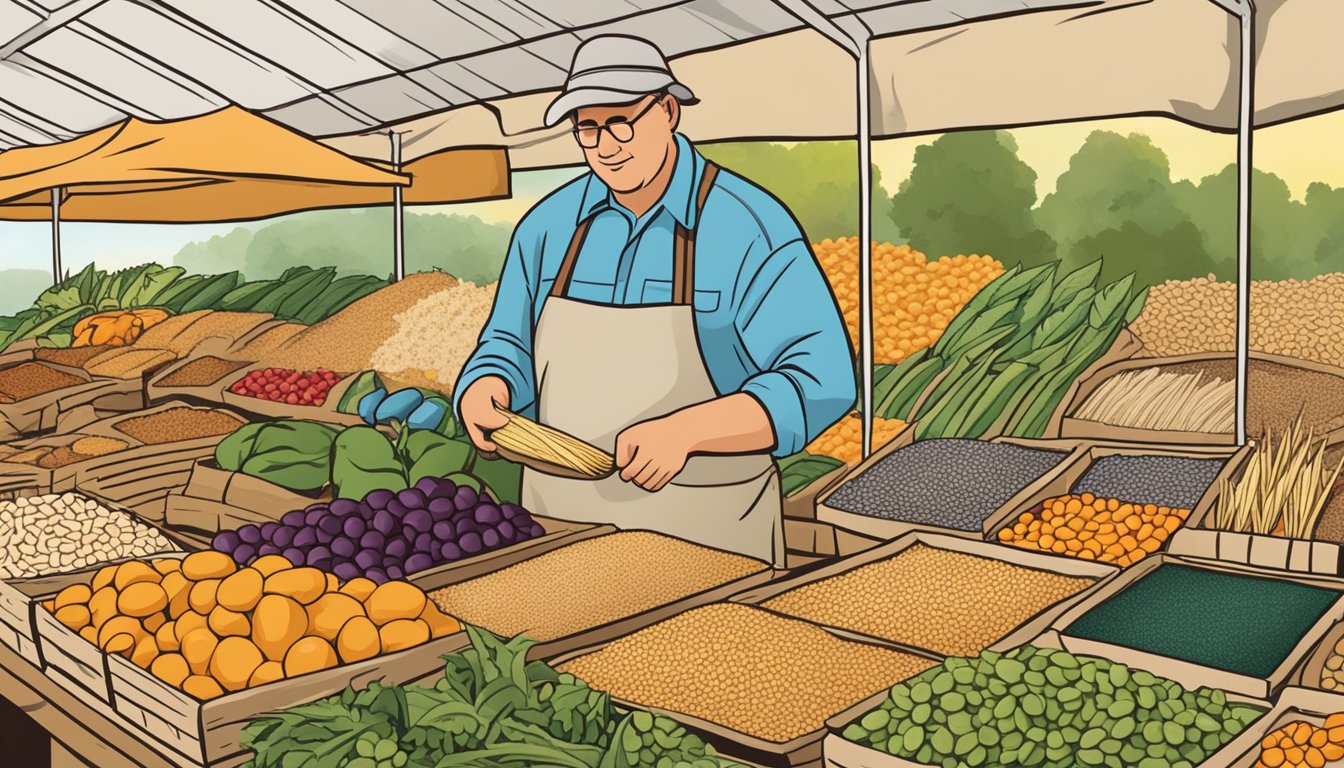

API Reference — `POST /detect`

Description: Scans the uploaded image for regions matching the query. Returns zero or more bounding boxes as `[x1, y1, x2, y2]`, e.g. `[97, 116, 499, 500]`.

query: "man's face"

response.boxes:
[575, 94, 678, 194]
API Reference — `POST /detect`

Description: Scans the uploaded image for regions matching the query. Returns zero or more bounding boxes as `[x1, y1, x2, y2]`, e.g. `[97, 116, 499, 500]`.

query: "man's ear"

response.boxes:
[664, 95, 681, 131]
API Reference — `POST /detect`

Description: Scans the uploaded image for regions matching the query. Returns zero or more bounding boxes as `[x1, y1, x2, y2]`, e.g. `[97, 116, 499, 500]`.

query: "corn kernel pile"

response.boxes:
[998, 493, 1189, 567]
[1254, 715, 1344, 768]
[559, 604, 934, 743]
[805, 413, 908, 464]
[812, 238, 1003, 365]
[761, 544, 1095, 656]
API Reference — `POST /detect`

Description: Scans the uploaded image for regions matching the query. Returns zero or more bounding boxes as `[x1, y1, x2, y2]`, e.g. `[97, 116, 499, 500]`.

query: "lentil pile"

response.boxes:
[0, 363, 84, 402]
[825, 439, 1070, 531]
[998, 495, 1190, 567]
[840, 646, 1263, 768]
[369, 280, 497, 393]
[1073, 454, 1227, 511]
[805, 413, 909, 464]
[0, 493, 175, 578]
[113, 407, 244, 445]
[85, 348, 175, 379]
[559, 603, 935, 743]
[155, 356, 247, 388]
[761, 543, 1096, 655]
[1131, 273, 1344, 369]
[1315, 636, 1344, 691]
[813, 238, 1003, 365]
[1066, 564, 1340, 679]
[429, 531, 766, 642]
[33, 346, 112, 368]
[1254, 716, 1344, 768]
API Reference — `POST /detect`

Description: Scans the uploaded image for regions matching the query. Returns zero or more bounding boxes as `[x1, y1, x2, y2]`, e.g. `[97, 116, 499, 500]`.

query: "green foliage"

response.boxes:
[330, 424, 476, 500]
[215, 421, 341, 492]
[240, 628, 741, 768]
[777, 451, 844, 497]
[889, 131, 1056, 266]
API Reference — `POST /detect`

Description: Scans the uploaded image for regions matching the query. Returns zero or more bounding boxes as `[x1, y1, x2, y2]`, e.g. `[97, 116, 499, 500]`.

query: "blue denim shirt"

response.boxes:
[453, 134, 855, 456]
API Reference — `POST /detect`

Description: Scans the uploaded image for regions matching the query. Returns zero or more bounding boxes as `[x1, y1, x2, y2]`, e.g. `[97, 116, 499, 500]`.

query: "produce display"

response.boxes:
[366, 278, 498, 393]
[1074, 368, 1235, 433]
[0, 362, 84, 402]
[242, 628, 746, 768]
[760, 543, 1095, 655]
[1072, 454, 1228, 511]
[839, 646, 1263, 768]
[998, 494, 1190, 566]
[71, 308, 170, 348]
[1065, 564, 1340, 678]
[1212, 417, 1343, 539]
[429, 532, 766, 642]
[824, 439, 1069, 531]
[211, 477, 543, 583]
[1132, 272, 1344, 369]
[228, 367, 343, 406]
[0, 493, 175, 578]
[777, 451, 843, 497]
[490, 406, 614, 479]
[812, 238, 1003, 364]
[43, 551, 461, 700]
[805, 412, 909, 464]
[112, 406, 244, 445]
[876, 259, 1147, 440]
[1253, 715, 1344, 768]
[154, 356, 248, 388]
[559, 603, 936, 743]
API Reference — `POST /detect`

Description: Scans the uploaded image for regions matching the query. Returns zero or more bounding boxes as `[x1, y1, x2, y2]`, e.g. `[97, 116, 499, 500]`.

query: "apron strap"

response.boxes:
[552, 161, 720, 304]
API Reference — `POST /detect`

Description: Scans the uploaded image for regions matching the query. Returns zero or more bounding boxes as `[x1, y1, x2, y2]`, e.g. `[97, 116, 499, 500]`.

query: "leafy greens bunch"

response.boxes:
[241, 626, 743, 768]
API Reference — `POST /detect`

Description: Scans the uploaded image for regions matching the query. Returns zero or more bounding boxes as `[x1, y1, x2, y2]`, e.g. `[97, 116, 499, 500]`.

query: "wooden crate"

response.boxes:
[407, 516, 612, 593]
[1046, 554, 1344, 699]
[34, 603, 116, 711]
[730, 530, 1117, 658]
[216, 364, 367, 426]
[0, 359, 147, 442]
[108, 631, 470, 766]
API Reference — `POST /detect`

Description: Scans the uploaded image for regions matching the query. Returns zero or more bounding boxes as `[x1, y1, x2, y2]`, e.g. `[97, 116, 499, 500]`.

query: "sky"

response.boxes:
[1, 110, 1340, 277]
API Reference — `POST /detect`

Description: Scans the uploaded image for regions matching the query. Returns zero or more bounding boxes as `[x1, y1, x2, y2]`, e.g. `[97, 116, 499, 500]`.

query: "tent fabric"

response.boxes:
[1, 0, 1340, 162]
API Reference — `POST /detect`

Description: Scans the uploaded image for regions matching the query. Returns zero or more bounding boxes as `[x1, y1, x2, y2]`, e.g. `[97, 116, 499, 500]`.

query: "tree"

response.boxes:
[1296, 181, 1344, 277]
[174, 227, 253, 275]
[1175, 164, 1311, 280]
[700, 141, 903, 244]
[887, 131, 1055, 266]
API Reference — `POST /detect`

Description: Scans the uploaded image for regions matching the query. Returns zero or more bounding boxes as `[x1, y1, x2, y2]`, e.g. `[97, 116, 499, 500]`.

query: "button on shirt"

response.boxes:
[452, 134, 856, 457]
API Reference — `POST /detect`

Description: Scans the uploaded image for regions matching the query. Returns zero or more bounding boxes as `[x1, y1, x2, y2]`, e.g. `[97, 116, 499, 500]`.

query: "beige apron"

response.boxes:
[520, 163, 784, 566]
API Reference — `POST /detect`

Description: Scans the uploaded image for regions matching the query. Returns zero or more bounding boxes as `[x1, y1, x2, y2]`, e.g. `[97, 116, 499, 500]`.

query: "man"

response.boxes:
[454, 35, 854, 566]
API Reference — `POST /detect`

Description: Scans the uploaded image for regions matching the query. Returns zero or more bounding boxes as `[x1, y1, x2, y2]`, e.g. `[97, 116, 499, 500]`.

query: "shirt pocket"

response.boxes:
[640, 279, 721, 313]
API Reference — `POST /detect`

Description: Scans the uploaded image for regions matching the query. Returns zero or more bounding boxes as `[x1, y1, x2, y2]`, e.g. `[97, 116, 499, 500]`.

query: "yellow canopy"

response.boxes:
[0, 106, 509, 222]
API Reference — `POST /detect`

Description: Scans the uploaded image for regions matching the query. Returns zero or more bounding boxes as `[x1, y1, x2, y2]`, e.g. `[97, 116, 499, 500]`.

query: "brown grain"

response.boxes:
[559, 604, 934, 743]
[70, 437, 128, 457]
[1156, 359, 1344, 438]
[34, 346, 113, 369]
[113, 407, 244, 445]
[155, 356, 247, 388]
[134, 311, 271, 357]
[761, 543, 1096, 656]
[429, 531, 766, 641]
[0, 363, 84, 401]
[38, 447, 84, 468]
[86, 348, 175, 379]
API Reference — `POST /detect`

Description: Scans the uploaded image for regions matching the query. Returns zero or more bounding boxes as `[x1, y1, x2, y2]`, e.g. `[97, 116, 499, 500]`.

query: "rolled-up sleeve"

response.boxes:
[736, 238, 857, 456]
[452, 231, 539, 419]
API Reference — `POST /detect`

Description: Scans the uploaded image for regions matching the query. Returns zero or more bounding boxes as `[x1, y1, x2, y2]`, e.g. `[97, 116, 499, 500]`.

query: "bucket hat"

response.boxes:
[544, 35, 697, 127]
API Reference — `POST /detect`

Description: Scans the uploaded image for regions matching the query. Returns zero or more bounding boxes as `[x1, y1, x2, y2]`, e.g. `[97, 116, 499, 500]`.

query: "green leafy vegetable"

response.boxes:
[215, 421, 340, 492]
[332, 426, 407, 500]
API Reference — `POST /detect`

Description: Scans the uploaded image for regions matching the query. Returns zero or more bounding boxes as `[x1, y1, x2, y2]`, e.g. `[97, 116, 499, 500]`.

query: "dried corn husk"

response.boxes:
[490, 406, 614, 479]
[1075, 368, 1236, 433]
[1213, 414, 1344, 537]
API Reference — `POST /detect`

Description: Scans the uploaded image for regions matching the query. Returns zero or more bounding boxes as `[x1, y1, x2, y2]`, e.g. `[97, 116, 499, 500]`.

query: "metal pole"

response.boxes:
[1234, 5, 1255, 446]
[390, 131, 405, 282]
[50, 187, 62, 284]
[857, 42, 874, 459]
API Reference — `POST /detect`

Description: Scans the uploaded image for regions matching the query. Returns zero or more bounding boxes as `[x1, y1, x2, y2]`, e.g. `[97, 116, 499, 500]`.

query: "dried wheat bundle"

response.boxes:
[1075, 368, 1236, 433]
[490, 406, 615, 478]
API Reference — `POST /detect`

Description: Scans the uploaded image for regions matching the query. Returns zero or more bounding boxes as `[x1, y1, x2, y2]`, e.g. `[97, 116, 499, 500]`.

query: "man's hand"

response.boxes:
[459, 376, 511, 453]
[615, 415, 695, 492]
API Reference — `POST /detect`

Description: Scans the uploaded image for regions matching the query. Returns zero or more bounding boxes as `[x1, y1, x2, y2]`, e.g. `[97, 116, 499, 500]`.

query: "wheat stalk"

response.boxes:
[490, 406, 615, 478]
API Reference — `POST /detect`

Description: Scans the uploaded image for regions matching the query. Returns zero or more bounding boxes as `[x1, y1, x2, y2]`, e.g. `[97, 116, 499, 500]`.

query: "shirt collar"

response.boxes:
[577, 134, 701, 229]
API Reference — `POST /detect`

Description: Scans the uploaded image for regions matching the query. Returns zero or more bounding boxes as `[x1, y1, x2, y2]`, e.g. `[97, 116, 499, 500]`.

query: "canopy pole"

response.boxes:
[1234, 4, 1255, 446]
[857, 42, 874, 459]
[390, 131, 405, 282]
[50, 187, 62, 284]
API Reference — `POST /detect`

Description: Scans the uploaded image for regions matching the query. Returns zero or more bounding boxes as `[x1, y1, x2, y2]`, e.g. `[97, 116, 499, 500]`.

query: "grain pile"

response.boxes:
[0, 493, 175, 578]
[1159, 359, 1344, 440]
[1316, 636, 1344, 691]
[256, 273, 452, 378]
[113, 407, 244, 445]
[86, 348, 175, 379]
[761, 543, 1095, 655]
[0, 363, 84, 402]
[1131, 273, 1344, 369]
[369, 280, 497, 393]
[813, 239, 1003, 364]
[1073, 454, 1228, 510]
[155, 356, 247, 388]
[133, 310, 272, 358]
[998, 494, 1189, 566]
[429, 531, 765, 642]
[805, 413, 909, 464]
[34, 346, 113, 369]
[824, 439, 1069, 531]
[559, 603, 935, 743]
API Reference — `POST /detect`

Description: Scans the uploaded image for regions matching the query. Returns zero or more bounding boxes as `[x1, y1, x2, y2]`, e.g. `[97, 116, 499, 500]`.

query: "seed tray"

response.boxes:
[0, 359, 145, 442]
[145, 354, 251, 405]
[731, 530, 1116, 658]
[1048, 555, 1344, 699]
[817, 437, 1078, 541]
[1072, 453, 1229, 510]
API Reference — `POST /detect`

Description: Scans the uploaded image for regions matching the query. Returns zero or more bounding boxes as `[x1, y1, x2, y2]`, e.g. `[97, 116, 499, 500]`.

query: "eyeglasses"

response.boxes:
[572, 94, 665, 149]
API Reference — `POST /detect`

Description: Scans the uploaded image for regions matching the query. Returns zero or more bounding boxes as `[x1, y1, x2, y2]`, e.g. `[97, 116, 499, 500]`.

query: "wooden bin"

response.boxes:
[1044, 554, 1344, 700]
[730, 530, 1118, 659]
[145, 354, 252, 405]
[981, 439, 1251, 564]
[108, 631, 470, 766]
[0, 359, 145, 442]
[216, 363, 367, 426]
[817, 434, 1085, 542]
